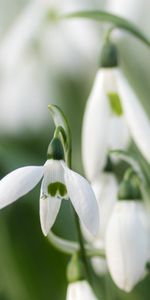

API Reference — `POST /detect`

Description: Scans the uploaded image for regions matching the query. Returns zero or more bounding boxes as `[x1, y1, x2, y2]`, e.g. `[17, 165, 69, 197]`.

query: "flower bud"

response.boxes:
[66, 280, 98, 300]
[106, 201, 150, 292]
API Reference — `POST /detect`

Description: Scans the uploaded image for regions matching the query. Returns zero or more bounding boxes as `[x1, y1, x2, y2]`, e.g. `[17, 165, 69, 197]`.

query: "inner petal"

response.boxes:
[43, 159, 68, 198]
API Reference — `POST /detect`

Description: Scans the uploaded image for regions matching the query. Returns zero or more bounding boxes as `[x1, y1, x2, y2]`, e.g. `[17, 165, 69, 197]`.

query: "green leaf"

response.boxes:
[48, 104, 72, 167]
[110, 150, 150, 209]
[63, 10, 150, 47]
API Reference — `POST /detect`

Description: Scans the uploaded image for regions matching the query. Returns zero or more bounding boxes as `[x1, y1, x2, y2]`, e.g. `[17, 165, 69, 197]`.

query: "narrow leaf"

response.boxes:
[110, 149, 145, 182]
[48, 104, 72, 167]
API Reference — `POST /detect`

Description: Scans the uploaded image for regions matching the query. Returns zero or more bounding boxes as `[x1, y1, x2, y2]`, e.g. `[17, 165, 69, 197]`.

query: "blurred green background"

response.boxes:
[0, 0, 150, 299]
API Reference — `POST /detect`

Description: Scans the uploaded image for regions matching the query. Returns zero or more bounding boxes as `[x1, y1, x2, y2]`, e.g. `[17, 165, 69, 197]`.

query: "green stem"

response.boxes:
[73, 209, 91, 283]
[63, 10, 150, 47]
[48, 230, 105, 257]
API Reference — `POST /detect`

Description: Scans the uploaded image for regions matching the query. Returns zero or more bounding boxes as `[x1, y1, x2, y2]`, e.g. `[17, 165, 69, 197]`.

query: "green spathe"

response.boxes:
[47, 137, 65, 160]
[118, 169, 142, 200]
[48, 182, 67, 197]
[100, 42, 118, 68]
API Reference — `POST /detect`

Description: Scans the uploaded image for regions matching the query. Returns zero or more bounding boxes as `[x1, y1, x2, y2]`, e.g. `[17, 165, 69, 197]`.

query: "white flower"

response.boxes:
[91, 173, 118, 276]
[0, 0, 100, 135]
[0, 159, 99, 237]
[82, 172, 118, 276]
[106, 201, 150, 292]
[92, 172, 118, 240]
[66, 280, 98, 300]
[82, 67, 150, 181]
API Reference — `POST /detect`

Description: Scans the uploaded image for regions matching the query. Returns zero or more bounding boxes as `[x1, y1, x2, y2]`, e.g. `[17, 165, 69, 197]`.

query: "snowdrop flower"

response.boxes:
[82, 46, 150, 181]
[82, 172, 118, 241]
[92, 172, 118, 240]
[82, 172, 118, 275]
[66, 280, 98, 300]
[91, 172, 118, 276]
[106, 201, 150, 292]
[0, 152, 99, 237]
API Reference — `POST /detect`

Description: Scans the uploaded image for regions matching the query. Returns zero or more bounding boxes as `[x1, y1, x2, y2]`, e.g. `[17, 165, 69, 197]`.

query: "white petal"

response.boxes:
[63, 163, 99, 237]
[0, 166, 44, 209]
[92, 172, 118, 240]
[116, 69, 150, 163]
[101, 68, 130, 150]
[40, 184, 61, 236]
[106, 201, 150, 292]
[81, 172, 118, 243]
[66, 280, 98, 300]
[82, 69, 110, 181]
[108, 115, 130, 150]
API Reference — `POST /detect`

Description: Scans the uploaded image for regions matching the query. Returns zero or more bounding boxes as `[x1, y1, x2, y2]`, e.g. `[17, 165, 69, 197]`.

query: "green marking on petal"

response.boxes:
[107, 92, 123, 116]
[48, 182, 67, 197]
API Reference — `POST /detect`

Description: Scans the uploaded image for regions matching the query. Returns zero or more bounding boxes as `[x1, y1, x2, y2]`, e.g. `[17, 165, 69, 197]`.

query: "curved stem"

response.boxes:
[63, 10, 150, 47]
[73, 210, 92, 283]
[48, 230, 105, 257]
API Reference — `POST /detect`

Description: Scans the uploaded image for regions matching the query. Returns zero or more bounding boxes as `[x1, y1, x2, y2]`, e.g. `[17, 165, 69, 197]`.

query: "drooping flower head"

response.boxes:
[106, 169, 150, 292]
[82, 41, 150, 181]
[0, 107, 99, 238]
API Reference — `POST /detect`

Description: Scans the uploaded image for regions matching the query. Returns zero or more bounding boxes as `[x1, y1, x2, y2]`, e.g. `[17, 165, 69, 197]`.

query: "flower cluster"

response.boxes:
[82, 41, 150, 293]
[0, 7, 150, 300]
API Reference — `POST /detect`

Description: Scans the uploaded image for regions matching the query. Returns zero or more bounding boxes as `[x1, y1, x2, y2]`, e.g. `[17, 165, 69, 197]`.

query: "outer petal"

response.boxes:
[82, 69, 110, 181]
[40, 183, 61, 236]
[108, 115, 130, 150]
[43, 159, 66, 191]
[66, 280, 98, 300]
[106, 201, 150, 292]
[0, 166, 44, 209]
[101, 68, 130, 150]
[63, 163, 99, 237]
[116, 69, 150, 163]
[81, 172, 118, 243]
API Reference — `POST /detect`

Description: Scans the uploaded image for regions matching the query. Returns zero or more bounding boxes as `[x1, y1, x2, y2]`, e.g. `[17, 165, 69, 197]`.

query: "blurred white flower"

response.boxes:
[82, 68, 128, 181]
[92, 173, 118, 277]
[0, 158, 99, 237]
[82, 172, 118, 276]
[92, 172, 118, 240]
[0, 0, 102, 135]
[106, 0, 150, 31]
[82, 67, 150, 181]
[66, 280, 98, 300]
[106, 201, 150, 292]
